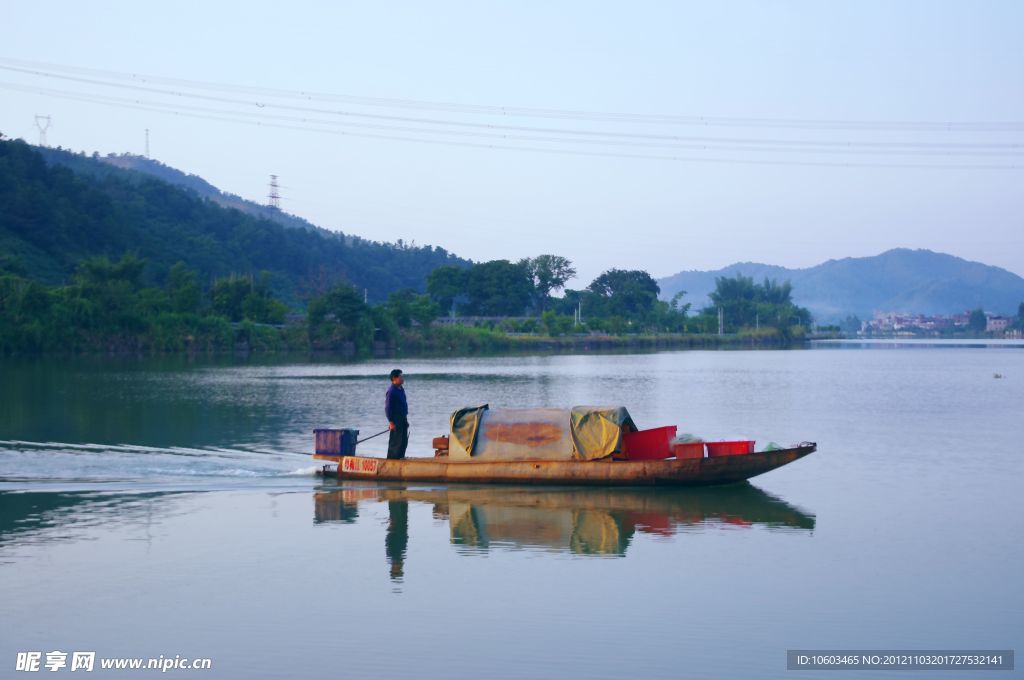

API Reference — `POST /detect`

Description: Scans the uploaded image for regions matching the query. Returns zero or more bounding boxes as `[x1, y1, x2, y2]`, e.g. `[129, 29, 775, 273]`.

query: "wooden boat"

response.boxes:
[314, 442, 816, 486]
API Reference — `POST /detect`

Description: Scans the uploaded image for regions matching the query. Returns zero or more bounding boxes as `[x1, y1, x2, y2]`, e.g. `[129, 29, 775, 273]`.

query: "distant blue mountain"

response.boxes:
[657, 249, 1024, 323]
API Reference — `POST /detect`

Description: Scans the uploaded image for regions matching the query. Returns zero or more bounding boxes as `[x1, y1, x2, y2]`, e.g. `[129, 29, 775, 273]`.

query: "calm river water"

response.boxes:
[1, 344, 1021, 679]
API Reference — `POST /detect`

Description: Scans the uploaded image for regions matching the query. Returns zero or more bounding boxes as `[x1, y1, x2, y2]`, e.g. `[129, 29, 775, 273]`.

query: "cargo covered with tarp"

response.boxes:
[449, 405, 636, 461]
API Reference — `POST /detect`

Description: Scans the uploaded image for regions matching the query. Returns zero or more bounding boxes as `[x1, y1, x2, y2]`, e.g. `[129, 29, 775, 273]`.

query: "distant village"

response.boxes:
[859, 311, 1022, 338]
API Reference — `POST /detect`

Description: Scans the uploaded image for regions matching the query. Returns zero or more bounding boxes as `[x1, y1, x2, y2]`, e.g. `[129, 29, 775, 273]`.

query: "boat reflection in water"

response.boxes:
[314, 483, 815, 577]
[385, 501, 408, 580]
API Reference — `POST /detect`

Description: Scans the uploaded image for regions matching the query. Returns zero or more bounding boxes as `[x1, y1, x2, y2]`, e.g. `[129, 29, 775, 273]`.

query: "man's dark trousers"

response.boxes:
[387, 418, 409, 459]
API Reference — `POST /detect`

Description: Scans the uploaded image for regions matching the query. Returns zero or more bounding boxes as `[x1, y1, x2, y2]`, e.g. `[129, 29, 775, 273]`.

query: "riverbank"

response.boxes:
[394, 325, 806, 355]
[1, 322, 812, 357]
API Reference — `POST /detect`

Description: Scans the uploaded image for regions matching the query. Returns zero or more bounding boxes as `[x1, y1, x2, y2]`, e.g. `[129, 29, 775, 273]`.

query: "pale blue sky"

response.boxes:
[2, 1, 1022, 284]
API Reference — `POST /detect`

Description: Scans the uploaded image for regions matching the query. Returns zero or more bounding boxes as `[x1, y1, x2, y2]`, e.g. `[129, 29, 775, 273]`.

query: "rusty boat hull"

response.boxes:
[314, 443, 816, 486]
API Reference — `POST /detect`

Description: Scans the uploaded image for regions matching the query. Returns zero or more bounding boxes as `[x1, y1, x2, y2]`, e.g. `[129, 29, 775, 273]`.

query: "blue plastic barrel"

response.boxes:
[314, 428, 360, 456]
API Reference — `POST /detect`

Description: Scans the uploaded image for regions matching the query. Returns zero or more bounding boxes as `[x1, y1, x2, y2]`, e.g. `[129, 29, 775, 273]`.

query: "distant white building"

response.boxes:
[986, 315, 1010, 333]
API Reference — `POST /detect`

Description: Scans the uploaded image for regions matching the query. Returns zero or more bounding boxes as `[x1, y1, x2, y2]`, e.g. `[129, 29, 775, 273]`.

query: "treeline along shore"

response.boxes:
[0, 251, 813, 356]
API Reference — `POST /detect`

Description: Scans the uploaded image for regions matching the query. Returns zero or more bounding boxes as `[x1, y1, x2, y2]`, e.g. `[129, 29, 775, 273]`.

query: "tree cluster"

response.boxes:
[426, 255, 576, 317]
[0, 255, 291, 353]
[549, 269, 690, 334]
[690, 275, 813, 337]
[426, 257, 692, 334]
[305, 284, 439, 352]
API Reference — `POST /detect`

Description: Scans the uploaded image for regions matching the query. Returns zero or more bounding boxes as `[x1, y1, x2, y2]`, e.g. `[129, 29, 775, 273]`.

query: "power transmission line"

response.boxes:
[4, 80, 1022, 165]
[2, 65, 1020, 169]
[4, 59, 1019, 133]
[3, 82, 1018, 170]
[4, 78, 1020, 154]
[2, 57, 1022, 132]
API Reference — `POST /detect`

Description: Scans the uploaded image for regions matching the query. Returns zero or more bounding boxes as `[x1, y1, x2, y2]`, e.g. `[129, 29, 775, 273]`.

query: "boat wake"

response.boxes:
[281, 465, 323, 477]
[0, 439, 314, 491]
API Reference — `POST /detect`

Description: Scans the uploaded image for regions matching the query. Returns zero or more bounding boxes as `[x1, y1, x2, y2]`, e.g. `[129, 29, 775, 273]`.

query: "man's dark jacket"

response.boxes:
[385, 384, 408, 423]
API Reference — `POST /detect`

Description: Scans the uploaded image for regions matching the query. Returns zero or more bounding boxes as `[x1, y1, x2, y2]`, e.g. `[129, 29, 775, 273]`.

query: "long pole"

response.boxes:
[357, 429, 390, 444]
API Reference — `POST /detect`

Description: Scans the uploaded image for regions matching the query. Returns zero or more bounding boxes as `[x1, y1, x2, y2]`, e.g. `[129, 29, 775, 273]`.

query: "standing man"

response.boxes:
[385, 368, 409, 459]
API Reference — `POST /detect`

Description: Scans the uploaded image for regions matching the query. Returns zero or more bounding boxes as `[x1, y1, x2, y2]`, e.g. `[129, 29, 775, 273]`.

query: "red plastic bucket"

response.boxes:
[672, 442, 705, 459]
[705, 440, 755, 457]
[622, 426, 677, 460]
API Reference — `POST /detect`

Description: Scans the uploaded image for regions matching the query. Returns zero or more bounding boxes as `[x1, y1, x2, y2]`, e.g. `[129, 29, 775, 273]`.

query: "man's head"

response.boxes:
[389, 369, 404, 385]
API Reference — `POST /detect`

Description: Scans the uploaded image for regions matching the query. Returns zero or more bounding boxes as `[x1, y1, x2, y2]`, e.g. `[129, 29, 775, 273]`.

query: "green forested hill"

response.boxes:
[37, 147, 334, 236]
[0, 139, 468, 306]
